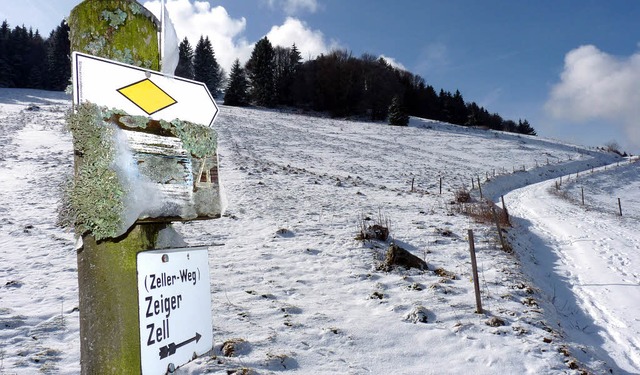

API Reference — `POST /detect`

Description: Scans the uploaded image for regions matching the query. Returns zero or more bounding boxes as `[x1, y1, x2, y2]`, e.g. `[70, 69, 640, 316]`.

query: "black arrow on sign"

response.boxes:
[159, 332, 202, 359]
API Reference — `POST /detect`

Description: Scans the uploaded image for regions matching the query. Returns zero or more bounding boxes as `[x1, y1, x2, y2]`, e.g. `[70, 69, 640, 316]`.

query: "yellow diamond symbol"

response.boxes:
[117, 78, 177, 115]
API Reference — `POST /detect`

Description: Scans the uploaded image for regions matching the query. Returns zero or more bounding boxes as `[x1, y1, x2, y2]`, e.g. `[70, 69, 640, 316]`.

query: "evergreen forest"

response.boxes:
[0, 19, 536, 136]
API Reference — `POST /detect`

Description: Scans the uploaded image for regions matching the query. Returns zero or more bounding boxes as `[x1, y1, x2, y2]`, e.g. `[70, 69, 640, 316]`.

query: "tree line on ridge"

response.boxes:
[0, 19, 535, 135]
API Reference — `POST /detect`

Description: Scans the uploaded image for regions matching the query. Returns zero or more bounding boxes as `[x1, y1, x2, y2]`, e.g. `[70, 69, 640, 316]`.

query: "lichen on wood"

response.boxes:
[63, 102, 220, 240]
[67, 0, 159, 70]
[168, 119, 218, 159]
[108, 113, 218, 159]
[101, 8, 127, 28]
[66, 103, 126, 240]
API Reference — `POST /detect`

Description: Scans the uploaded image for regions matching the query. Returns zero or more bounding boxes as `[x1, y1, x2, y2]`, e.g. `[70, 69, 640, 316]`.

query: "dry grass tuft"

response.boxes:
[221, 338, 249, 357]
[456, 201, 510, 227]
[356, 211, 391, 242]
[433, 267, 457, 280]
[454, 188, 471, 203]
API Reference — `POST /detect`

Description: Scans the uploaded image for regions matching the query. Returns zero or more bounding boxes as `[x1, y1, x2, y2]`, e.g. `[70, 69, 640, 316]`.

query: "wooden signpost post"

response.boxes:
[67, 1, 219, 373]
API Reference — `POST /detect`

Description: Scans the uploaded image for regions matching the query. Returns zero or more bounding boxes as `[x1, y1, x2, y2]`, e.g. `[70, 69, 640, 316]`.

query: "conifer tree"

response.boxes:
[46, 21, 70, 91]
[361, 55, 398, 121]
[517, 119, 537, 135]
[0, 20, 11, 87]
[175, 37, 194, 80]
[193, 35, 223, 97]
[7, 25, 31, 88]
[503, 119, 517, 132]
[246, 36, 276, 107]
[290, 44, 302, 69]
[273, 43, 302, 105]
[388, 95, 409, 126]
[26, 29, 46, 88]
[450, 90, 468, 125]
[224, 59, 248, 106]
[419, 84, 440, 120]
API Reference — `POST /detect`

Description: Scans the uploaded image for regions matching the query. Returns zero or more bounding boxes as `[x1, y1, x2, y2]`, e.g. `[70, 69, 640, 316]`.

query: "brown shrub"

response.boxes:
[454, 188, 471, 203]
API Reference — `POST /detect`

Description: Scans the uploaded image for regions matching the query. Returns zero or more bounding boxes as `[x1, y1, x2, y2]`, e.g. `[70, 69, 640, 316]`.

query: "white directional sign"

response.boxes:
[137, 247, 213, 374]
[72, 52, 219, 127]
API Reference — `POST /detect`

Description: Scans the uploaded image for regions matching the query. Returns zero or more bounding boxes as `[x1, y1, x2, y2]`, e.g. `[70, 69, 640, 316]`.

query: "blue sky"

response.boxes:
[2, 0, 640, 152]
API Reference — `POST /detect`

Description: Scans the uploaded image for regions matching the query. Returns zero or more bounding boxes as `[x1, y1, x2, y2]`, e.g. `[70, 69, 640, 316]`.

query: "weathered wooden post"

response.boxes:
[67, 3, 162, 373]
[501, 195, 509, 225]
[491, 206, 508, 252]
[467, 230, 483, 314]
[618, 198, 623, 216]
[66, 1, 220, 373]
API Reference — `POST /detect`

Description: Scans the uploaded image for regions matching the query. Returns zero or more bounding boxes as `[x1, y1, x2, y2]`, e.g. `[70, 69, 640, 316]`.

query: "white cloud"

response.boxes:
[545, 45, 640, 148]
[416, 42, 449, 73]
[144, 0, 253, 74]
[266, 0, 319, 15]
[144, 1, 335, 74]
[265, 17, 339, 60]
[379, 55, 406, 71]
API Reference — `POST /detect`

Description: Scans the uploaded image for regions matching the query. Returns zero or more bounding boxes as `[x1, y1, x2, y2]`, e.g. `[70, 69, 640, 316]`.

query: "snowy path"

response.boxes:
[0, 94, 79, 373]
[505, 170, 640, 374]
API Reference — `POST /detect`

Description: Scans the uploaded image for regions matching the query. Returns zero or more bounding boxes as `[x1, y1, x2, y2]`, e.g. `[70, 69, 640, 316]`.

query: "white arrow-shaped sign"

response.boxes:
[72, 52, 219, 127]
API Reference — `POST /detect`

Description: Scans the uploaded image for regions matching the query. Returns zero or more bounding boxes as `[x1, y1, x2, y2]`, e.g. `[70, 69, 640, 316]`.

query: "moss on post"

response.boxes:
[68, 0, 160, 70]
[77, 223, 167, 373]
[68, 1, 162, 373]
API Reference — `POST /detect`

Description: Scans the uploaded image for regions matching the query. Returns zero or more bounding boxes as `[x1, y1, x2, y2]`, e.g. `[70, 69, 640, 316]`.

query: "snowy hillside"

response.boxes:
[0, 88, 637, 374]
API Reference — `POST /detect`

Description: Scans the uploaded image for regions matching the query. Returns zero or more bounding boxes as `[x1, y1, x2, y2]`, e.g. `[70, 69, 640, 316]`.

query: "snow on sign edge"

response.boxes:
[72, 51, 219, 127]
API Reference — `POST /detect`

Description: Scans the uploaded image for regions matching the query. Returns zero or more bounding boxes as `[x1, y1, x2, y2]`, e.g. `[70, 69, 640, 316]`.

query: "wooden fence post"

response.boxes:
[468, 230, 483, 314]
[618, 198, 623, 216]
[439, 176, 442, 195]
[501, 195, 510, 225]
[477, 176, 483, 199]
[491, 206, 508, 252]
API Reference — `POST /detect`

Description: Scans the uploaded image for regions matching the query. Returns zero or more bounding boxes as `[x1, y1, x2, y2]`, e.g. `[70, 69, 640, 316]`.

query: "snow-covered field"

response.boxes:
[0, 88, 637, 374]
